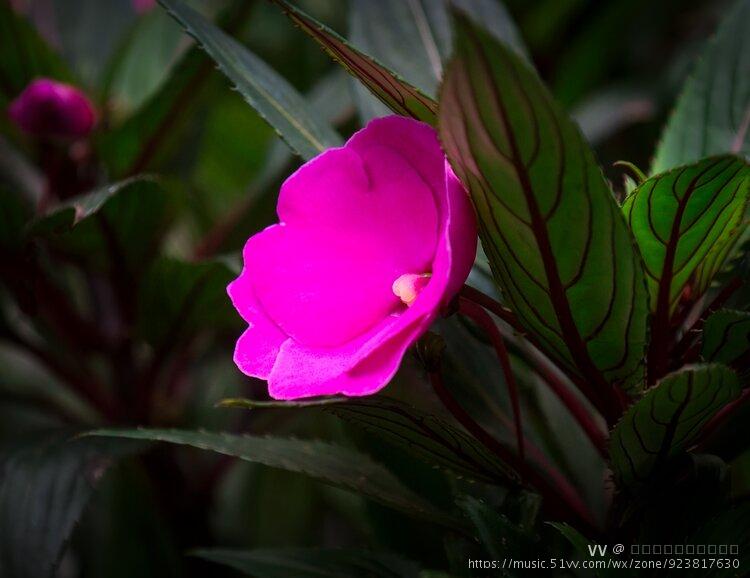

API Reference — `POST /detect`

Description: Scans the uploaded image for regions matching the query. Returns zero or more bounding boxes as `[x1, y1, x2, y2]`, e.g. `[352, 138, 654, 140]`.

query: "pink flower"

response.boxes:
[8, 78, 96, 139]
[228, 116, 477, 399]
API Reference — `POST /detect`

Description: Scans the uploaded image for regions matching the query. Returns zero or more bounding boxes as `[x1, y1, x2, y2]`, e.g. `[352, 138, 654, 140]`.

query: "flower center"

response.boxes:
[392, 273, 431, 307]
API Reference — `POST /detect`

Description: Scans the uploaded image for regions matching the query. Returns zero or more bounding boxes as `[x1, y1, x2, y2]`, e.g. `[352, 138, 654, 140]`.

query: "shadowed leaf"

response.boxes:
[27, 177, 171, 271]
[137, 257, 238, 347]
[86, 428, 461, 529]
[219, 396, 519, 485]
[326, 397, 520, 485]
[269, 0, 437, 125]
[652, 0, 750, 173]
[158, 0, 341, 159]
[609, 364, 739, 489]
[458, 496, 534, 560]
[349, 0, 526, 121]
[702, 310, 750, 373]
[0, 433, 141, 578]
[0, 2, 74, 98]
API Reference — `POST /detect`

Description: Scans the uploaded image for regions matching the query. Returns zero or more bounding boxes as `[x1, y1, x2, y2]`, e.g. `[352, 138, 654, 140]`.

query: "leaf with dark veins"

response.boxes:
[439, 14, 649, 406]
[702, 310, 750, 373]
[609, 364, 739, 490]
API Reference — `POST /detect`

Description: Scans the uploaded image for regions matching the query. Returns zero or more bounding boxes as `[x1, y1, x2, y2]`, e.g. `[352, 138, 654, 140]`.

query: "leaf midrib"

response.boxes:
[472, 36, 613, 417]
[648, 158, 730, 381]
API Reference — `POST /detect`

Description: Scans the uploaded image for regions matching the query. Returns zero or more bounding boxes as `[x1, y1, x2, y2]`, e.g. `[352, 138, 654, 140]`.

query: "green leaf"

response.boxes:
[269, 0, 438, 125]
[652, 0, 750, 173]
[328, 397, 519, 485]
[0, 2, 74, 98]
[103, 8, 184, 115]
[622, 156, 750, 315]
[158, 0, 341, 160]
[439, 15, 649, 396]
[348, 0, 526, 121]
[609, 364, 740, 489]
[458, 496, 534, 561]
[52, 0, 136, 86]
[97, 46, 208, 176]
[0, 433, 140, 578]
[193, 547, 421, 578]
[222, 396, 520, 485]
[27, 177, 171, 272]
[702, 309, 750, 371]
[136, 256, 238, 347]
[86, 428, 460, 529]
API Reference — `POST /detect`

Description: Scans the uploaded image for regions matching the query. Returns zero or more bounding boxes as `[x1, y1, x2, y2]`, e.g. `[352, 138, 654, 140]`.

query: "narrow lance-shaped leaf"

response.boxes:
[27, 177, 171, 272]
[269, 0, 438, 125]
[0, 434, 141, 578]
[623, 156, 750, 315]
[327, 397, 519, 485]
[348, 0, 527, 121]
[221, 396, 520, 485]
[702, 309, 750, 372]
[609, 364, 739, 489]
[439, 15, 649, 402]
[652, 0, 750, 173]
[157, 0, 341, 160]
[86, 429, 461, 529]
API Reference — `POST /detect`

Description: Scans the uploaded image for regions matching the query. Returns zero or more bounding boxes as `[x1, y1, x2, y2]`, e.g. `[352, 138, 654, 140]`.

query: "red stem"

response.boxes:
[458, 297, 525, 460]
[528, 352, 609, 459]
[460, 285, 620, 424]
[459, 285, 523, 332]
[460, 286, 609, 457]
[428, 370, 596, 532]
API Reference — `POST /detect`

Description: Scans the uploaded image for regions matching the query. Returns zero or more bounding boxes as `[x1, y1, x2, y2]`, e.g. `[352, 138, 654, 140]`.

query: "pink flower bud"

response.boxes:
[8, 78, 96, 139]
[228, 116, 478, 399]
[132, 0, 156, 14]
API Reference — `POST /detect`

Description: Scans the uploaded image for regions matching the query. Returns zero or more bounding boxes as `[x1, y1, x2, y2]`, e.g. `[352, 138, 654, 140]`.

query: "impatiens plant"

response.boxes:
[1, 0, 749, 576]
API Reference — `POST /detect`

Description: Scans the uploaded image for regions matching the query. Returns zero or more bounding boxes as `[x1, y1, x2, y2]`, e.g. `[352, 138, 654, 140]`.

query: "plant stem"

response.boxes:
[458, 297, 525, 460]
[525, 348, 609, 458]
[429, 369, 597, 532]
[460, 286, 609, 456]
[460, 285, 621, 424]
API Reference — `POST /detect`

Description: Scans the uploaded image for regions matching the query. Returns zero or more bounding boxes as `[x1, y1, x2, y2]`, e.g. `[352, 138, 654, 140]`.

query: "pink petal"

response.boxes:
[249, 144, 438, 348]
[227, 259, 286, 379]
[8, 78, 96, 139]
[229, 116, 478, 399]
